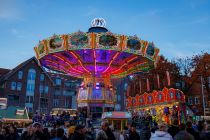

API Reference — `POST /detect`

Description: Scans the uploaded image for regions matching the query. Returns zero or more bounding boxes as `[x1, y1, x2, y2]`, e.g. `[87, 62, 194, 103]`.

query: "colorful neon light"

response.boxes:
[111, 56, 138, 74]
[52, 54, 83, 73]
[68, 51, 91, 75]
[93, 50, 97, 74]
[102, 52, 120, 74]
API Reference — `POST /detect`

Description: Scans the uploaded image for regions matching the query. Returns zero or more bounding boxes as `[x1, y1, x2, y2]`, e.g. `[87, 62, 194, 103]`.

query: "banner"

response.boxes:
[147, 78, 150, 91]
[166, 71, 171, 86]
[0, 98, 7, 109]
[157, 74, 160, 88]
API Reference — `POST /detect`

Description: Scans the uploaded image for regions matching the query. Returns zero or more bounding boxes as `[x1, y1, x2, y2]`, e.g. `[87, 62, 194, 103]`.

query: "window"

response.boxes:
[63, 90, 74, 96]
[40, 74, 45, 81]
[176, 82, 181, 88]
[45, 86, 49, 93]
[54, 88, 61, 95]
[195, 97, 200, 105]
[117, 95, 121, 101]
[55, 78, 61, 85]
[26, 96, 34, 103]
[39, 85, 44, 93]
[27, 84, 35, 92]
[53, 99, 59, 107]
[17, 82, 22, 91]
[8, 95, 19, 102]
[11, 82, 16, 90]
[170, 92, 174, 98]
[65, 99, 70, 107]
[209, 77, 210, 88]
[64, 81, 72, 88]
[27, 69, 36, 80]
[188, 97, 193, 105]
[27, 107, 33, 112]
[158, 94, 162, 101]
[18, 71, 23, 79]
[40, 98, 48, 108]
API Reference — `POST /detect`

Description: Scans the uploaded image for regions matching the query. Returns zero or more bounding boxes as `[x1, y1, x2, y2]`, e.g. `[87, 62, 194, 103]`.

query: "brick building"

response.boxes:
[186, 76, 210, 116]
[0, 57, 81, 114]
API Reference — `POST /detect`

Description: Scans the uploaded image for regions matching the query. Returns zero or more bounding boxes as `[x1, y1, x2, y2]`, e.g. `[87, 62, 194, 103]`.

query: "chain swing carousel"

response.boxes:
[34, 18, 159, 118]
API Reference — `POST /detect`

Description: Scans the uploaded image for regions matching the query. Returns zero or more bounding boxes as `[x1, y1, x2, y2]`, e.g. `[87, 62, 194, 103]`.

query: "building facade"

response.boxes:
[186, 76, 210, 116]
[0, 57, 81, 114]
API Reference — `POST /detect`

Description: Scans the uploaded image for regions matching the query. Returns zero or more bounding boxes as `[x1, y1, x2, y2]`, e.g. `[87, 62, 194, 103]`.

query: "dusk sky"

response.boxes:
[0, 0, 210, 69]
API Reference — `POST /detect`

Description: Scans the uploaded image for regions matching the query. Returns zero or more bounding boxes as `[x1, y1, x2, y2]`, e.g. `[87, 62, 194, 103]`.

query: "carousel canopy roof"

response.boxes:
[34, 19, 159, 79]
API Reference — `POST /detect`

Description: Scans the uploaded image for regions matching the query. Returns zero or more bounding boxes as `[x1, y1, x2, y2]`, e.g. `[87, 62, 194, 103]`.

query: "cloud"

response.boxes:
[0, 0, 21, 19]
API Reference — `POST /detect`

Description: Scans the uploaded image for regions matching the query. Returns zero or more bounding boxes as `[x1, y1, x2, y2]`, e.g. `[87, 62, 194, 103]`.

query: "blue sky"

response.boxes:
[0, 0, 210, 69]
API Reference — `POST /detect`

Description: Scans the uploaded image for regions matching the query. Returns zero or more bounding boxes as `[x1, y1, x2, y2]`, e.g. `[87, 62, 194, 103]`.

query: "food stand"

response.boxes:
[102, 111, 132, 131]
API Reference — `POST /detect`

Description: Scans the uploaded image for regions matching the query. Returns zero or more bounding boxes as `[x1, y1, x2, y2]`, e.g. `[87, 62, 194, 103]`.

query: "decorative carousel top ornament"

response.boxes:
[91, 18, 106, 27]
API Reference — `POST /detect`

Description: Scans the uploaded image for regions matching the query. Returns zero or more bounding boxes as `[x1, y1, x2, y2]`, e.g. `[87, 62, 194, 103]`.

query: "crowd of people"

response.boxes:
[1, 110, 210, 140]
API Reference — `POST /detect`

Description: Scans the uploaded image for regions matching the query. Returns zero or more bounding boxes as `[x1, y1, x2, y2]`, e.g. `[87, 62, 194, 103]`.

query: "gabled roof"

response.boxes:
[0, 57, 54, 85]
[0, 68, 10, 79]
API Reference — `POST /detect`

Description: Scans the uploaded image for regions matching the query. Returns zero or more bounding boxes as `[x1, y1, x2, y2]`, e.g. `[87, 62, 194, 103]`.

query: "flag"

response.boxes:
[157, 74, 160, 88]
[139, 80, 142, 93]
[166, 71, 171, 86]
[16, 109, 25, 115]
[147, 79, 150, 91]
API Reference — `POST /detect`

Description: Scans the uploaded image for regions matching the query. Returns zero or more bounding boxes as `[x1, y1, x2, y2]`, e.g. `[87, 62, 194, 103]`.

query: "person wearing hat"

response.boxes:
[69, 125, 86, 140]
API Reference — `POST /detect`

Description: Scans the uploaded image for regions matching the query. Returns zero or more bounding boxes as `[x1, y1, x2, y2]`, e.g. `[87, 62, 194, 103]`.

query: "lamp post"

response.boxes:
[200, 76, 206, 117]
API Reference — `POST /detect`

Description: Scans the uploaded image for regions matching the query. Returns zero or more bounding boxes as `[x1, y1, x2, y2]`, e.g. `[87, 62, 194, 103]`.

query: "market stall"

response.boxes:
[102, 111, 132, 131]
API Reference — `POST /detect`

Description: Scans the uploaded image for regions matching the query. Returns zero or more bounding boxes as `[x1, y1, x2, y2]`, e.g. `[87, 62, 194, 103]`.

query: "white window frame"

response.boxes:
[17, 82, 22, 91]
[194, 97, 200, 105]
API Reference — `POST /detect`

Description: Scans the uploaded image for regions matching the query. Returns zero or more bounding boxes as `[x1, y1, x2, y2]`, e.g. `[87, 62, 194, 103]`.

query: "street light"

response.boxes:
[200, 76, 206, 117]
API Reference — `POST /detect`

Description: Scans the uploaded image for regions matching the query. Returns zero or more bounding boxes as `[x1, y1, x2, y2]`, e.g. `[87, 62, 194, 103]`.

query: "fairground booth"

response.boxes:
[102, 111, 132, 131]
[126, 87, 186, 124]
